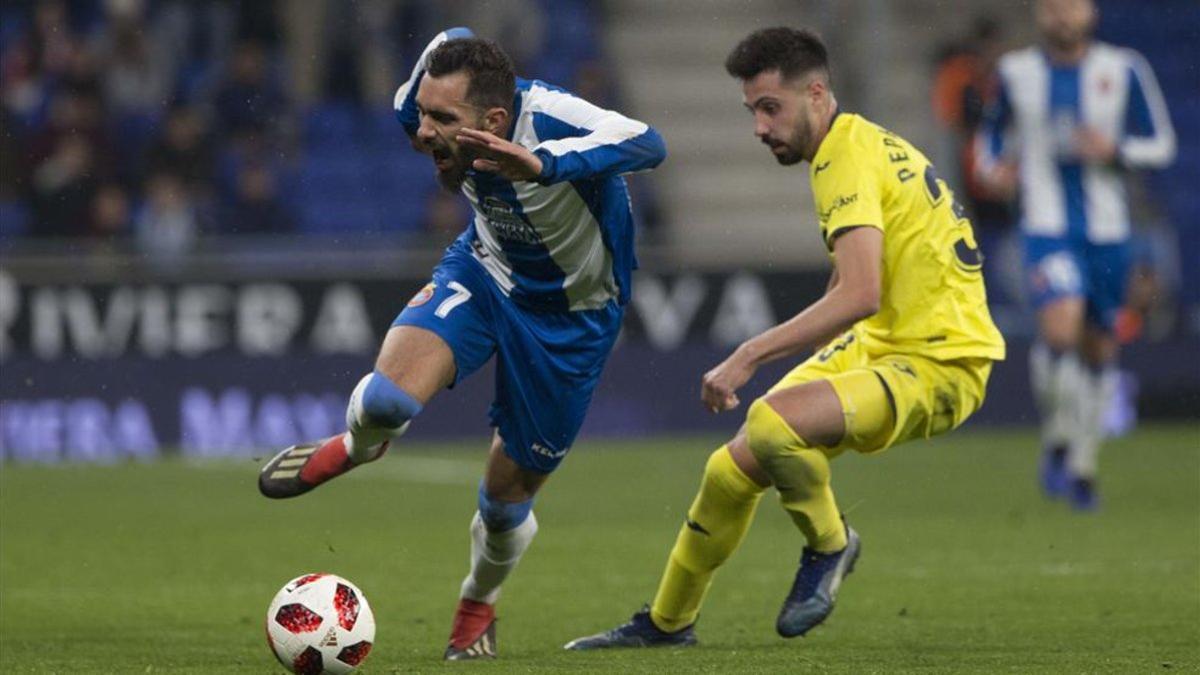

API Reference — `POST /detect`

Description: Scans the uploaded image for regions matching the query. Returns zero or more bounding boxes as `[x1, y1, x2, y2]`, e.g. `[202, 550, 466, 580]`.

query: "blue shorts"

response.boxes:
[393, 247, 622, 473]
[1024, 235, 1130, 332]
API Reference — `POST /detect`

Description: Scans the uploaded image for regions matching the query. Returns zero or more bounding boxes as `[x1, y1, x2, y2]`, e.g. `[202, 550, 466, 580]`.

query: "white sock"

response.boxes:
[1068, 365, 1118, 479]
[460, 511, 538, 605]
[344, 427, 401, 464]
[1030, 343, 1079, 450]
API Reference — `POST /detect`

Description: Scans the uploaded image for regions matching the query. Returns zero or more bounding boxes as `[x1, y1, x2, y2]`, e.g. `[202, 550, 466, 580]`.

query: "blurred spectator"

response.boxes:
[442, 0, 546, 75]
[524, 0, 597, 88]
[212, 39, 285, 142]
[1, 0, 80, 124]
[931, 16, 1015, 306]
[59, 38, 104, 100]
[90, 180, 131, 236]
[0, 107, 24, 200]
[135, 171, 198, 258]
[29, 0, 77, 79]
[284, 0, 444, 106]
[1, 34, 47, 124]
[1115, 181, 1183, 345]
[931, 16, 1012, 233]
[152, 0, 234, 101]
[152, 0, 281, 97]
[88, 0, 171, 117]
[1, 0, 627, 245]
[146, 104, 213, 193]
[20, 49, 112, 233]
[29, 132, 97, 237]
[222, 160, 294, 234]
[25, 88, 115, 185]
[232, 0, 283, 47]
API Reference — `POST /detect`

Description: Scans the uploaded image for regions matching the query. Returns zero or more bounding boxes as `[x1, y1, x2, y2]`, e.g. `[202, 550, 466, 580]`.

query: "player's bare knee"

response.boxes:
[484, 437, 549, 502]
[374, 326, 457, 399]
[1039, 304, 1084, 352]
[1041, 322, 1081, 353]
[1080, 329, 1117, 367]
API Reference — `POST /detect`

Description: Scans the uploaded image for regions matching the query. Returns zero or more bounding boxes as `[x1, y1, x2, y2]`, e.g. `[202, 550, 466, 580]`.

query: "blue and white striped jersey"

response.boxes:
[394, 28, 666, 312]
[977, 43, 1175, 243]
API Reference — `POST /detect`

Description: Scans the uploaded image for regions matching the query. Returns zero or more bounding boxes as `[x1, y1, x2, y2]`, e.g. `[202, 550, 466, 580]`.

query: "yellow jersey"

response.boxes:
[810, 113, 1006, 362]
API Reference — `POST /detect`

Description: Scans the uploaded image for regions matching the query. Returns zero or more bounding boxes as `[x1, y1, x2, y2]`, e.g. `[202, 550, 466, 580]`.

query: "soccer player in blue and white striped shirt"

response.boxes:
[258, 29, 665, 659]
[976, 0, 1175, 509]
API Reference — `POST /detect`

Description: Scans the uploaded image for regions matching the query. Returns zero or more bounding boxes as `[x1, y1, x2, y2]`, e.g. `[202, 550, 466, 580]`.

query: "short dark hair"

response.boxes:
[427, 38, 516, 111]
[725, 27, 830, 83]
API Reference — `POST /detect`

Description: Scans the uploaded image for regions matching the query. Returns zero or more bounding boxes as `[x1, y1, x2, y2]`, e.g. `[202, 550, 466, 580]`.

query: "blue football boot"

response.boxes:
[1069, 477, 1099, 512]
[563, 605, 697, 650]
[776, 526, 861, 638]
[1039, 444, 1069, 499]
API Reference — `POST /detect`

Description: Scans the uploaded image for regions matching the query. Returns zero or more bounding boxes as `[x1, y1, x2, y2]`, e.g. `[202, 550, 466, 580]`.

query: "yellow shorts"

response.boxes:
[767, 328, 993, 454]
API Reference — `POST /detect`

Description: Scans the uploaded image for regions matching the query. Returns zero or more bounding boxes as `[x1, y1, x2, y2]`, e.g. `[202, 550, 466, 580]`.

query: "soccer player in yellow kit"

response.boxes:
[567, 27, 1006, 649]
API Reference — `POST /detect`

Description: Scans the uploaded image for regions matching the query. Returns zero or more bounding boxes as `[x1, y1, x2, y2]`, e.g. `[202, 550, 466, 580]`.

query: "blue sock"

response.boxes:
[477, 482, 533, 533]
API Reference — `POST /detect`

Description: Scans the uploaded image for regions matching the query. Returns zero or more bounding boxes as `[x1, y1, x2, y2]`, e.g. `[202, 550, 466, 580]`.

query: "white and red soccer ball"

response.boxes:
[266, 573, 375, 674]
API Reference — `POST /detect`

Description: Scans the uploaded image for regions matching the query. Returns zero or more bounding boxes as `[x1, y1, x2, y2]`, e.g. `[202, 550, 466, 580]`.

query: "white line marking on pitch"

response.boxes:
[355, 457, 480, 486]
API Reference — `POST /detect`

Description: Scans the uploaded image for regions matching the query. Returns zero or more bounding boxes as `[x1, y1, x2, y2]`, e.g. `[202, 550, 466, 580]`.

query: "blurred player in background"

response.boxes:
[931, 16, 1014, 291]
[257, 28, 665, 659]
[567, 26, 1004, 650]
[976, 0, 1175, 510]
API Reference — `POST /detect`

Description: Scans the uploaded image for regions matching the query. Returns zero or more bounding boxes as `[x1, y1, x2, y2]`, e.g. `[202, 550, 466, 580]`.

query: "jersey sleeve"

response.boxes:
[528, 87, 666, 185]
[393, 27, 475, 137]
[813, 139, 884, 248]
[1118, 50, 1176, 169]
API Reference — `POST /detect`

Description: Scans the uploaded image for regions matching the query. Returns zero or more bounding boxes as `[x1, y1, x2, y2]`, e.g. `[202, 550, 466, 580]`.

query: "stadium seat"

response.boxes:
[0, 199, 31, 238]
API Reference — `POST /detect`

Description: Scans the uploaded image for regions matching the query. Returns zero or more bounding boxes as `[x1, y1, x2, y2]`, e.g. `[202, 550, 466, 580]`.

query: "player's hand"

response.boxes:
[701, 351, 756, 414]
[456, 128, 544, 181]
[1074, 127, 1117, 164]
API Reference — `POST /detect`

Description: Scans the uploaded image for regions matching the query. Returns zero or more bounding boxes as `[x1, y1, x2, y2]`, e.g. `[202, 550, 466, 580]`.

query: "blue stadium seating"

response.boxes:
[1099, 0, 1200, 300]
[0, 200, 30, 238]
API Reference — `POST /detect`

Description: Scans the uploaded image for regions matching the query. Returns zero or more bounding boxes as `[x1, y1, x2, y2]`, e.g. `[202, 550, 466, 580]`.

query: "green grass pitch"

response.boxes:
[2, 426, 1198, 673]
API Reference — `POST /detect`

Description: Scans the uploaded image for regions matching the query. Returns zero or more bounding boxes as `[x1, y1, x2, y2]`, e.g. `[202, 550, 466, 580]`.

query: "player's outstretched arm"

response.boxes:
[701, 227, 882, 413]
[527, 88, 666, 184]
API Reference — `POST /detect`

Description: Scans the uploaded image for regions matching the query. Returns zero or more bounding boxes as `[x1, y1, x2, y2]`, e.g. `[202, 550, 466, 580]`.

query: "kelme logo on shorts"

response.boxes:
[531, 442, 568, 459]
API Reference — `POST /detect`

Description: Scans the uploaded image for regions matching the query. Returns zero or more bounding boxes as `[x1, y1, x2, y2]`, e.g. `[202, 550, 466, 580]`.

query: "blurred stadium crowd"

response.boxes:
[0, 0, 1194, 320]
[0, 0, 610, 255]
[0, 0, 1195, 462]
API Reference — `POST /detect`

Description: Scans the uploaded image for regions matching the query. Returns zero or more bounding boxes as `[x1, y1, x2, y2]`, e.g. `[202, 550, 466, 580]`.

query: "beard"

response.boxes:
[1045, 28, 1086, 53]
[771, 143, 805, 166]
[433, 117, 486, 191]
[434, 147, 469, 191]
[764, 119, 809, 166]
[1042, 17, 1090, 54]
[436, 162, 468, 191]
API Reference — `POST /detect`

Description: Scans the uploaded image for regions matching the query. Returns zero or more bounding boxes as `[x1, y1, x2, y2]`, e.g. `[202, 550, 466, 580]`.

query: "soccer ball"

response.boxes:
[265, 573, 376, 674]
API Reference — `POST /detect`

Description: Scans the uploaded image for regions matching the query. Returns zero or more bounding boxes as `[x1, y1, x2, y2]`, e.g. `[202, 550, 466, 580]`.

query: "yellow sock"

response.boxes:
[650, 446, 764, 632]
[746, 398, 847, 553]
